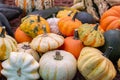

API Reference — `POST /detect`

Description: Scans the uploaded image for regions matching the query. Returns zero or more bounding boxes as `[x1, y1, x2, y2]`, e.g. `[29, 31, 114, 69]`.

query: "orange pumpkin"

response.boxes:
[100, 6, 120, 31]
[14, 27, 33, 43]
[58, 12, 82, 37]
[60, 29, 84, 59]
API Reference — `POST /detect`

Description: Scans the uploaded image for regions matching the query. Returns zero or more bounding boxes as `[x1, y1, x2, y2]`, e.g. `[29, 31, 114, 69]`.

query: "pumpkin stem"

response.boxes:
[104, 46, 113, 58]
[42, 25, 47, 36]
[68, 11, 73, 16]
[73, 29, 79, 40]
[37, 16, 40, 22]
[52, 14, 56, 18]
[94, 23, 99, 30]
[0, 26, 5, 38]
[22, 44, 31, 50]
[17, 68, 21, 77]
[72, 12, 78, 21]
[54, 51, 63, 60]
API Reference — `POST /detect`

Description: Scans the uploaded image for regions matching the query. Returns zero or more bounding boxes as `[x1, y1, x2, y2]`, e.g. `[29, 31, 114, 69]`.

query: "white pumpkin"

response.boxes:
[47, 15, 61, 35]
[39, 50, 77, 80]
[30, 29, 64, 53]
[1, 52, 40, 80]
[17, 42, 40, 62]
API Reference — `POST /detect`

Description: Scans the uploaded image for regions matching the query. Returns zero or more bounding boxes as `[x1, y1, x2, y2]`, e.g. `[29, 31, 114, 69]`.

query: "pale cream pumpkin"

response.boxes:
[17, 42, 40, 62]
[78, 47, 116, 80]
[1, 52, 40, 80]
[0, 27, 17, 60]
[39, 50, 77, 80]
[30, 26, 64, 53]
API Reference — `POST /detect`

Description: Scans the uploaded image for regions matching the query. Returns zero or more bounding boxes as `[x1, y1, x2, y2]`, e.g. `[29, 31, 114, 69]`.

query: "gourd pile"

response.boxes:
[0, 0, 120, 80]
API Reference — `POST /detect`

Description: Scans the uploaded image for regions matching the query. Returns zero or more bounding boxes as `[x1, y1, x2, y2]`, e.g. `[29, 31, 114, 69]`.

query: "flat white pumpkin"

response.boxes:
[30, 33, 64, 53]
[1, 52, 40, 80]
[39, 50, 77, 80]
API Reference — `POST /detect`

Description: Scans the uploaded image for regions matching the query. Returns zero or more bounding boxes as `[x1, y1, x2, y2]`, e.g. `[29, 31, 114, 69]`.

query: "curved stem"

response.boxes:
[73, 29, 79, 40]
[68, 11, 73, 16]
[37, 16, 40, 22]
[94, 23, 99, 30]
[0, 26, 5, 38]
[72, 12, 78, 21]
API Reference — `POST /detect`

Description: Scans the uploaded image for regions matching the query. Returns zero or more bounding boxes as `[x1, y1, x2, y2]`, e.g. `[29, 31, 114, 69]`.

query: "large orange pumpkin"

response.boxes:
[58, 12, 82, 37]
[14, 27, 33, 43]
[100, 6, 120, 31]
[60, 29, 84, 59]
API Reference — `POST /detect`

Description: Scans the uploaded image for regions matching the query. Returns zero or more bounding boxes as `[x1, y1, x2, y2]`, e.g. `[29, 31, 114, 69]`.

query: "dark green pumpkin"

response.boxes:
[98, 29, 120, 64]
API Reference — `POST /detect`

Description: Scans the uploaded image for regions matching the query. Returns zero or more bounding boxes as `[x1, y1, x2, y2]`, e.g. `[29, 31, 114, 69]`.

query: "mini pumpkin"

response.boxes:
[39, 50, 77, 80]
[0, 27, 17, 60]
[20, 15, 50, 38]
[14, 27, 33, 43]
[1, 52, 40, 80]
[30, 25, 64, 53]
[47, 14, 61, 34]
[58, 12, 82, 36]
[100, 6, 120, 31]
[78, 47, 116, 80]
[60, 29, 84, 59]
[17, 42, 40, 62]
[78, 23, 105, 47]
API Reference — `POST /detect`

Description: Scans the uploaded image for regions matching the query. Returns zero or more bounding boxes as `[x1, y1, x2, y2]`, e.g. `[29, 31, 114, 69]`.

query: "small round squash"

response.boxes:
[78, 47, 116, 80]
[39, 50, 77, 80]
[1, 52, 40, 80]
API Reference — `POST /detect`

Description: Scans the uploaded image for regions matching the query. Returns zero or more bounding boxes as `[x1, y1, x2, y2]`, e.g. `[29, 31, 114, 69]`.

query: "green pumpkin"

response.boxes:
[98, 29, 120, 64]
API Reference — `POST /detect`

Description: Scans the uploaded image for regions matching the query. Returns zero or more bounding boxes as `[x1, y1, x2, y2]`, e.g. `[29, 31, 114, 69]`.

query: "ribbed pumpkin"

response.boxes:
[58, 12, 82, 37]
[14, 27, 33, 43]
[39, 50, 77, 80]
[17, 42, 40, 62]
[15, 0, 54, 14]
[78, 47, 116, 80]
[100, 6, 120, 31]
[78, 23, 105, 47]
[0, 27, 17, 60]
[30, 25, 64, 53]
[20, 15, 50, 38]
[60, 29, 84, 59]
[1, 52, 40, 80]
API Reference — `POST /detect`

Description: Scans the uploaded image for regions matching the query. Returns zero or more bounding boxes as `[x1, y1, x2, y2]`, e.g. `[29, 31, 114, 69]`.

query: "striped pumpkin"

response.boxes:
[15, 0, 54, 14]
[30, 28, 64, 53]
[1, 52, 40, 80]
[78, 23, 105, 47]
[0, 27, 17, 60]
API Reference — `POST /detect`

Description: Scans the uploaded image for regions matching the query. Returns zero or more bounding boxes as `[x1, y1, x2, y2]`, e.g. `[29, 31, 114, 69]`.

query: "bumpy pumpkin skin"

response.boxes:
[20, 15, 50, 38]
[78, 47, 116, 80]
[17, 42, 40, 62]
[78, 23, 105, 47]
[58, 15, 82, 37]
[14, 27, 33, 43]
[39, 50, 77, 80]
[1, 52, 40, 80]
[30, 33, 64, 53]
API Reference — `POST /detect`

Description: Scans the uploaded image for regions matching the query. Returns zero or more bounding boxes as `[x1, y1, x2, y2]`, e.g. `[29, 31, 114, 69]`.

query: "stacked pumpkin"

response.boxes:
[1, 5, 120, 80]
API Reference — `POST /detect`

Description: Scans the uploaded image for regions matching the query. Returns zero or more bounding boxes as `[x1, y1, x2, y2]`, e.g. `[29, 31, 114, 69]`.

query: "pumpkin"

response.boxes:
[60, 29, 84, 59]
[75, 11, 96, 24]
[78, 23, 105, 47]
[56, 8, 78, 18]
[20, 15, 50, 38]
[30, 25, 64, 53]
[0, 62, 2, 77]
[0, 27, 17, 60]
[14, 27, 33, 43]
[98, 29, 120, 64]
[58, 12, 82, 36]
[47, 14, 61, 34]
[78, 47, 116, 80]
[17, 42, 40, 62]
[1, 52, 40, 80]
[100, 6, 120, 31]
[39, 50, 77, 80]
[15, 0, 54, 14]
[117, 58, 120, 72]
